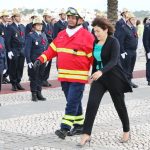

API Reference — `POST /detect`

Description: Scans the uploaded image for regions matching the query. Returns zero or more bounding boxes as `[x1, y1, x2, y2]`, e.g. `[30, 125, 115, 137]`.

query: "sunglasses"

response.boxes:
[66, 7, 78, 16]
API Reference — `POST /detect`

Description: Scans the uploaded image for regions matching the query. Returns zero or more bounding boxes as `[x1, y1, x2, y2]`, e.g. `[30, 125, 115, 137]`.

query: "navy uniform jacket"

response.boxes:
[0, 36, 7, 72]
[143, 23, 150, 53]
[42, 21, 53, 45]
[53, 20, 67, 38]
[25, 31, 48, 63]
[114, 18, 126, 39]
[118, 24, 138, 53]
[25, 22, 33, 36]
[6, 23, 25, 55]
[0, 23, 8, 50]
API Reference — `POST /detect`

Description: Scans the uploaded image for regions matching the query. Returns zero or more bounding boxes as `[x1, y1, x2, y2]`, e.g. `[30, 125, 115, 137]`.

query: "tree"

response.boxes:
[107, 0, 118, 25]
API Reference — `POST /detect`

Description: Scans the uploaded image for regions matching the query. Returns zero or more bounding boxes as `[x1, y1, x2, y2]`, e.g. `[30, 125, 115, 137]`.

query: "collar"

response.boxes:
[66, 25, 82, 37]
[35, 31, 42, 35]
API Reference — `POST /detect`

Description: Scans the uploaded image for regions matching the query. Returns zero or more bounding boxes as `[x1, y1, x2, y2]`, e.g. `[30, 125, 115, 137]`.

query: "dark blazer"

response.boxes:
[53, 20, 67, 38]
[25, 22, 33, 36]
[92, 36, 132, 93]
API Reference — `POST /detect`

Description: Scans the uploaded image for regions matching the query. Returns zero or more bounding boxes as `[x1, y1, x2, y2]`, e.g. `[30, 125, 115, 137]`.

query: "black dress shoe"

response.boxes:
[55, 129, 69, 139]
[16, 83, 25, 90]
[67, 126, 83, 136]
[42, 81, 52, 87]
[11, 85, 18, 91]
[148, 82, 150, 86]
[2, 77, 10, 84]
[130, 82, 138, 88]
[37, 91, 46, 100]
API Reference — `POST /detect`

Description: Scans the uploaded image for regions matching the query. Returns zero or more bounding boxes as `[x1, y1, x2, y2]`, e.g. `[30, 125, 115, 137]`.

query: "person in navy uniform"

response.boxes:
[6, 9, 25, 91]
[0, 9, 10, 84]
[53, 9, 67, 38]
[143, 18, 150, 85]
[25, 17, 48, 101]
[0, 36, 7, 91]
[118, 12, 138, 88]
[114, 8, 129, 39]
[42, 9, 54, 87]
[25, 11, 38, 36]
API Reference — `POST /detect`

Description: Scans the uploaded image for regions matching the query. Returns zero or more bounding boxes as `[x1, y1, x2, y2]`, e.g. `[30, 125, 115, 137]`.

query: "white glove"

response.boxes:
[3, 69, 7, 74]
[121, 52, 127, 59]
[28, 62, 33, 69]
[147, 52, 150, 59]
[45, 61, 49, 67]
[8, 51, 14, 59]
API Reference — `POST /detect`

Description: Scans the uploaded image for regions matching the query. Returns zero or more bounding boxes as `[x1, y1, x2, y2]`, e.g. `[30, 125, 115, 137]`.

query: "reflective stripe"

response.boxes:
[63, 115, 75, 120]
[62, 119, 73, 127]
[57, 48, 87, 56]
[74, 119, 84, 125]
[41, 54, 47, 63]
[50, 42, 57, 51]
[74, 115, 84, 120]
[87, 52, 92, 58]
[58, 74, 88, 80]
[58, 69, 89, 75]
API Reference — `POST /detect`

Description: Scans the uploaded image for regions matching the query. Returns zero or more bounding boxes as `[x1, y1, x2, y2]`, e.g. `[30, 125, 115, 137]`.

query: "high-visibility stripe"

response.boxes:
[74, 119, 84, 125]
[57, 48, 87, 56]
[63, 115, 75, 120]
[74, 115, 84, 120]
[50, 42, 57, 51]
[87, 52, 92, 58]
[62, 119, 73, 127]
[58, 69, 89, 75]
[41, 54, 47, 63]
[58, 74, 88, 80]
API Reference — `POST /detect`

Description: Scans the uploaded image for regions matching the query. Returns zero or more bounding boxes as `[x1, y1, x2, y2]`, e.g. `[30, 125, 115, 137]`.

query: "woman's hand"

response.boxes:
[91, 70, 102, 81]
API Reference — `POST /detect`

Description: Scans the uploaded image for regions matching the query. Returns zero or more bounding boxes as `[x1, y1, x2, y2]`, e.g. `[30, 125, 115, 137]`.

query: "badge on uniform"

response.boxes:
[15, 33, 18, 37]
[35, 41, 38, 45]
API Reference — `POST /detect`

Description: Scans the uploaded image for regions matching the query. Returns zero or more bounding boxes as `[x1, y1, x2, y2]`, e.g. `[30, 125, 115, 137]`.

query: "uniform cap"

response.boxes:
[12, 8, 21, 16]
[59, 8, 66, 15]
[1, 9, 9, 17]
[121, 8, 129, 16]
[43, 9, 51, 16]
[33, 16, 43, 25]
[30, 11, 38, 18]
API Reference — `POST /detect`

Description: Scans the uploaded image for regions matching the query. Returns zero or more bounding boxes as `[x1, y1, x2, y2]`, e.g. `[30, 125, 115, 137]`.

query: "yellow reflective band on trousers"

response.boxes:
[58, 69, 89, 75]
[74, 115, 84, 120]
[57, 48, 88, 56]
[58, 74, 88, 80]
[62, 119, 73, 127]
[41, 54, 47, 63]
[63, 115, 75, 120]
[74, 119, 84, 125]
[50, 42, 57, 51]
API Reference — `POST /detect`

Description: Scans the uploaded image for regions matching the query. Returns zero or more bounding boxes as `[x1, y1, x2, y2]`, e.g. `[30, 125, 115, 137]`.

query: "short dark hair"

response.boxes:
[92, 17, 114, 35]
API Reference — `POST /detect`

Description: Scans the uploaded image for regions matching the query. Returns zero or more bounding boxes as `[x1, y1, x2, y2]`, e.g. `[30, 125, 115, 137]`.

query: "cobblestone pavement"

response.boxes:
[0, 56, 150, 150]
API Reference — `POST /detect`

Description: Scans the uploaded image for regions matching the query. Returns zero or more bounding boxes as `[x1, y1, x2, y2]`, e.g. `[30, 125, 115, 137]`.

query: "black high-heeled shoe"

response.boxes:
[76, 137, 91, 148]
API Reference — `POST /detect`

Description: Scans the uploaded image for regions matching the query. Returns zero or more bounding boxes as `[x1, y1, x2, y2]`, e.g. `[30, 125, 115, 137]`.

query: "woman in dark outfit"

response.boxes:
[77, 17, 132, 147]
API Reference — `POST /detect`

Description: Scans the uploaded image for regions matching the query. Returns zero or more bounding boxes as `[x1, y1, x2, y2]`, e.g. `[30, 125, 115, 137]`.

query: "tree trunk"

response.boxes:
[107, 0, 118, 25]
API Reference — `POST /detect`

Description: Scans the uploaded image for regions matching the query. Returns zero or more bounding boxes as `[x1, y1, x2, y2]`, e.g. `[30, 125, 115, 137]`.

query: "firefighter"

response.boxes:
[0, 9, 10, 84]
[25, 16, 48, 101]
[33, 7, 94, 139]
[6, 9, 25, 91]
[42, 9, 53, 87]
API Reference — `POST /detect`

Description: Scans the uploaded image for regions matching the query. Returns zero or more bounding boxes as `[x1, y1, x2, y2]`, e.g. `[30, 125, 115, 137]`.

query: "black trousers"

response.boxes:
[121, 51, 136, 80]
[83, 80, 130, 135]
[42, 60, 52, 81]
[146, 54, 150, 82]
[0, 73, 2, 91]
[28, 63, 45, 92]
[9, 54, 25, 85]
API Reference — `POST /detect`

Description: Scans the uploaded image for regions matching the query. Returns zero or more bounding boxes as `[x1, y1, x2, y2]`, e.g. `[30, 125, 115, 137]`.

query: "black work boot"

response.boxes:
[32, 92, 38, 102]
[37, 91, 46, 101]
[55, 129, 69, 139]
[67, 125, 83, 136]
